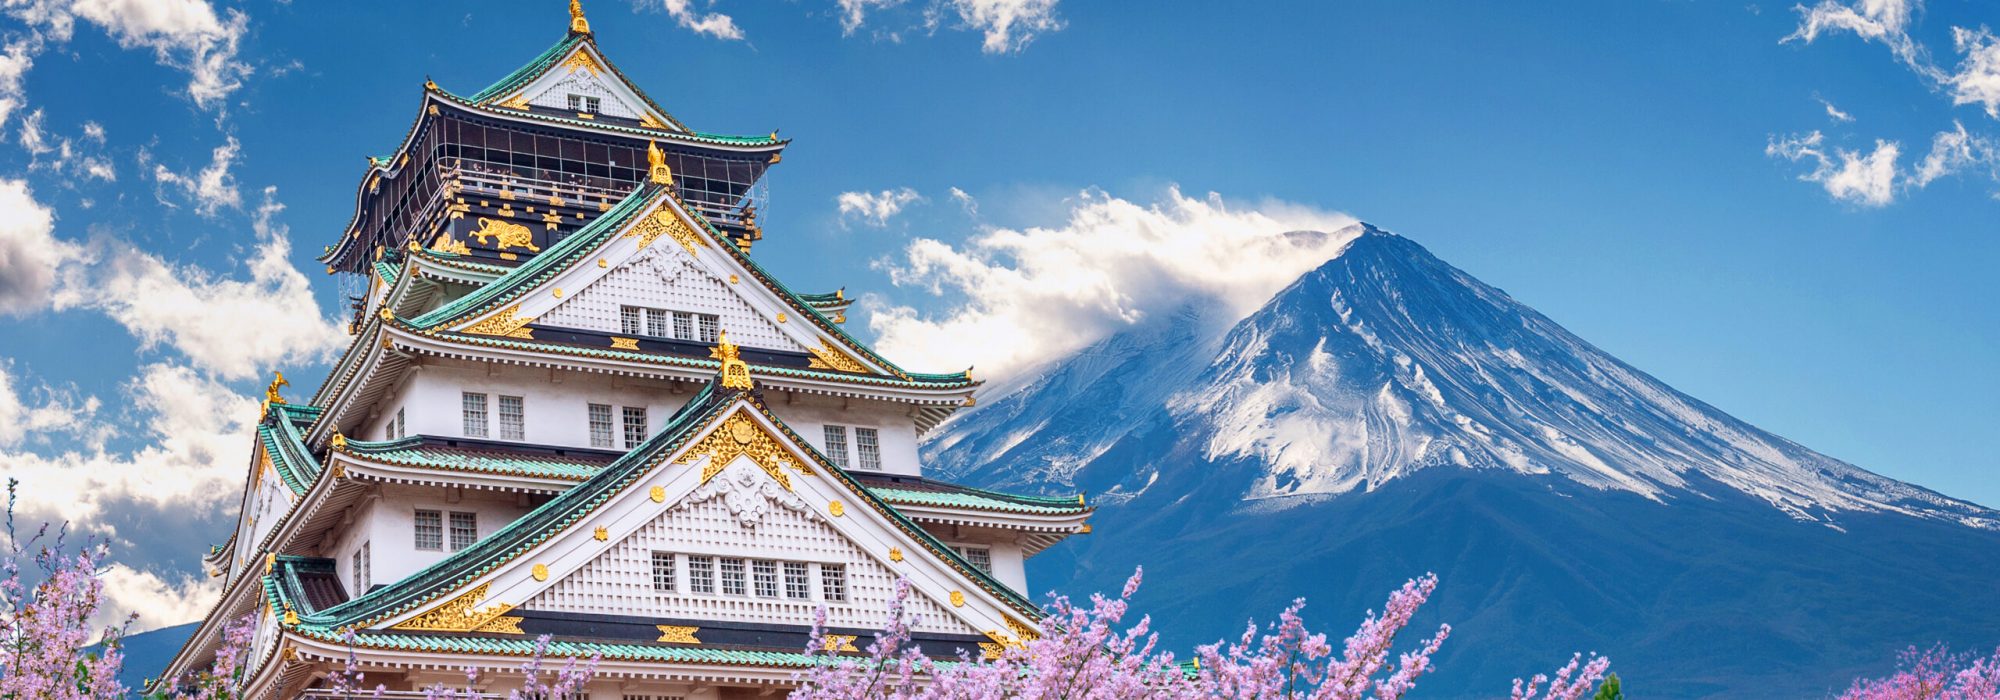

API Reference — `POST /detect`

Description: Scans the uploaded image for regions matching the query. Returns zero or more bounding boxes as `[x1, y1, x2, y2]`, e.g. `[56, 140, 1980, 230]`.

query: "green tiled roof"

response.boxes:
[869, 488, 1087, 516]
[259, 408, 323, 497]
[467, 33, 588, 104]
[406, 182, 655, 329]
[342, 437, 606, 481]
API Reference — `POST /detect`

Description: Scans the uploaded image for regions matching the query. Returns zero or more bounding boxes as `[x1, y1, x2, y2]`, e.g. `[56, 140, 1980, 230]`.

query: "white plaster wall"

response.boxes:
[388, 361, 697, 450]
[767, 394, 923, 477]
[332, 484, 536, 596]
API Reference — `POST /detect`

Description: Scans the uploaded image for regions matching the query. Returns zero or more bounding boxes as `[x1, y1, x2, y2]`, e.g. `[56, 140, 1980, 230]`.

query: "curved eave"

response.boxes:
[329, 444, 596, 494]
[283, 630, 824, 687]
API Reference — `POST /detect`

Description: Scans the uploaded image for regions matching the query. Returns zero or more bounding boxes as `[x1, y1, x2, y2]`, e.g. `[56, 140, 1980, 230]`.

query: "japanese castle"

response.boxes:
[157, 4, 1091, 696]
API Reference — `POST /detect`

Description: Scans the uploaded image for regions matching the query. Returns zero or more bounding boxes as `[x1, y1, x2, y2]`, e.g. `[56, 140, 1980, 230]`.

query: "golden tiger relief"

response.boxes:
[469, 217, 540, 252]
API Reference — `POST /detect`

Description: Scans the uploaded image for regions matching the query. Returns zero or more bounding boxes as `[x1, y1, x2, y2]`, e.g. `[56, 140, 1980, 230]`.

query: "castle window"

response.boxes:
[687, 556, 715, 594]
[620, 305, 642, 335]
[719, 557, 747, 596]
[389, 407, 406, 440]
[784, 561, 810, 600]
[498, 395, 525, 440]
[414, 510, 443, 551]
[953, 545, 992, 574]
[449, 511, 478, 551]
[823, 426, 851, 468]
[622, 406, 648, 448]
[645, 308, 670, 337]
[670, 311, 719, 343]
[753, 560, 780, 598]
[352, 541, 370, 594]
[651, 552, 676, 592]
[462, 392, 489, 438]
[821, 563, 847, 602]
[697, 314, 719, 343]
[855, 427, 882, 471]
[567, 93, 600, 113]
[588, 404, 614, 448]
[672, 311, 694, 340]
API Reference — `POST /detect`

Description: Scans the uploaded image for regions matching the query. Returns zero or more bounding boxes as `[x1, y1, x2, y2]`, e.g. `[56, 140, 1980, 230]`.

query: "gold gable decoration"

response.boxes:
[463, 303, 535, 339]
[388, 583, 525, 634]
[807, 339, 868, 374]
[562, 50, 600, 76]
[676, 411, 813, 490]
[626, 206, 701, 257]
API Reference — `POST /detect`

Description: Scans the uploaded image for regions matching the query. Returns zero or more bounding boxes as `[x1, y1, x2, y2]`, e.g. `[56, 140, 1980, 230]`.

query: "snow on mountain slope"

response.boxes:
[930, 225, 1998, 530]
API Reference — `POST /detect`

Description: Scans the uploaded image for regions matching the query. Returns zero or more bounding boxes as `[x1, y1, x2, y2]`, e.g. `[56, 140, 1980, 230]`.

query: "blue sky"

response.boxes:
[0, 0, 1995, 629]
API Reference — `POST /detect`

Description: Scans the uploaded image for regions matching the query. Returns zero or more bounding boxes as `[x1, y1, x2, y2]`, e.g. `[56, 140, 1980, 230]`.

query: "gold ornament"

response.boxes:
[807, 339, 867, 373]
[462, 303, 535, 339]
[532, 564, 549, 581]
[828, 501, 844, 517]
[950, 591, 966, 607]
[677, 411, 811, 490]
[569, 0, 591, 34]
[650, 485, 666, 503]
[626, 207, 701, 257]
[470, 217, 540, 252]
[609, 337, 640, 350]
[708, 333, 754, 391]
[646, 141, 673, 185]
[390, 583, 524, 634]
[822, 634, 859, 653]
[561, 50, 600, 75]
[655, 625, 701, 644]
[593, 525, 608, 541]
[889, 548, 903, 562]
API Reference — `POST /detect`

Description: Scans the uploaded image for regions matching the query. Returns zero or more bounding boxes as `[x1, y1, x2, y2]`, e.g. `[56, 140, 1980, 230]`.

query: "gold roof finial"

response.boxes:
[647, 140, 673, 186]
[709, 332, 754, 390]
[569, 0, 591, 35]
[264, 371, 289, 406]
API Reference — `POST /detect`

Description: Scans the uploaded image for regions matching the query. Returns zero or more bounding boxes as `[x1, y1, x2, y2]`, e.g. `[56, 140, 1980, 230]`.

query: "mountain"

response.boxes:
[106, 622, 196, 695]
[924, 226, 2000, 697]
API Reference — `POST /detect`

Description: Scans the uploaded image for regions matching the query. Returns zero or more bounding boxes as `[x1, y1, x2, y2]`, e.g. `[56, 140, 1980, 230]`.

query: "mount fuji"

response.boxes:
[923, 226, 2000, 697]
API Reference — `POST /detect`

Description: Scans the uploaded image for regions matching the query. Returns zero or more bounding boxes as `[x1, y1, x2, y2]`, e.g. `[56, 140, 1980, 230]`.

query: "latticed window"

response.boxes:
[687, 556, 715, 594]
[623, 407, 648, 448]
[821, 564, 847, 602]
[720, 558, 747, 596]
[697, 314, 719, 343]
[352, 541, 370, 594]
[566, 93, 601, 113]
[651, 552, 676, 592]
[414, 510, 443, 551]
[823, 426, 850, 467]
[449, 511, 477, 551]
[620, 305, 643, 335]
[855, 427, 882, 471]
[588, 404, 614, 448]
[461, 392, 488, 438]
[959, 546, 992, 574]
[753, 560, 779, 598]
[784, 561, 810, 600]
[645, 308, 670, 337]
[498, 395, 525, 440]
[390, 408, 405, 440]
[672, 311, 694, 340]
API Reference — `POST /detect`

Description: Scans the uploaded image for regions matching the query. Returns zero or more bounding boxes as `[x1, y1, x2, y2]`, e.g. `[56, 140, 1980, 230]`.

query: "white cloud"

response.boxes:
[97, 563, 220, 633]
[54, 187, 346, 380]
[0, 362, 101, 448]
[66, 0, 252, 111]
[19, 109, 117, 182]
[0, 179, 79, 315]
[0, 36, 38, 131]
[0, 362, 256, 530]
[940, 0, 1062, 53]
[867, 186, 1359, 378]
[838, 0, 904, 34]
[1948, 26, 2000, 118]
[1820, 97, 1855, 122]
[1766, 131, 1902, 205]
[948, 186, 978, 215]
[1910, 120, 1995, 186]
[1782, 0, 1938, 78]
[837, 187, 923, 227]
[151, 135, 240, 215]
[642, 0, 745, 40]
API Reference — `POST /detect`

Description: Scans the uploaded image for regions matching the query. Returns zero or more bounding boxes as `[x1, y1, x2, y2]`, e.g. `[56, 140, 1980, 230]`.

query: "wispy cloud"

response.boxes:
[1766, 125, 1995, 205]
[3, 0, 253, 117]
[637, 0, 744, 41]
[1819, 96, 1855, 122]
[837, 187, 924, 227]
[149, 136, 240, 215]
[868, 187, 1358, 379]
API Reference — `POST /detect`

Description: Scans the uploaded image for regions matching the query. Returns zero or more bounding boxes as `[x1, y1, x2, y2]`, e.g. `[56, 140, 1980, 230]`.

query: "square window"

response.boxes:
[646, 308, 670, 337]
[687, 556, 715, 594]
[498, 395, 525, 440]
[855, 428, 882, 471]
[588, 404, 614, 448]
[821, 563, 847, 602]
[697, 314, 719, 343]
[753, 560, 779, 598]
[651, 552, 676, 592]
[623, 407, 648, 448]
[823, 426, 850, 468]
[449, 511, 477, 552]
[414, 510, 442, 551]
[672, 311, 694, 341]
[620, 305, 643, 335]
[462, 393, 488, 438]
[962, 546, 992, 574]
[352, 541, 370, 594]
[784, 562, 810, 600]
[719, 557, 746, 596]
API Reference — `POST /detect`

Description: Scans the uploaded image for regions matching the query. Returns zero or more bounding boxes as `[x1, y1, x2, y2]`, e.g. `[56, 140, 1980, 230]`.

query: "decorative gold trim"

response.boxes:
[470, 217, 540, 253]
[728, 274, 739, 284]
[552, 287, 563, 299]
[776, 312, 787, 323]
[389, 583, 521, 633]
[822, 634, 859, 653]
[330, 432, 347, 450]
[828, 501, 845, 517]
[592, 526, 608, 541]
[950, 591, 966, 607]
[463, 303, 535, 339]
[807, 339, 868, 373]
[562, 49, 600, 75]
[655, 625, 701, 644]
[638, 113, 667, 130]
[568, 0, 591, 34]
[889, 547, 903, 562]
[429, 231, 471, 255]
[677, 411, 811, 490]
[498, 94, 529, 111]
[609, 337, 640, 350]
[709, 333, 754, 391]
[646, 141, 673, 185]
[532, 564, 549, 581]
[650, 485, 666, 503]
[597, 258, 608, 268]
[626, 205, 701, 257]
[265, 371, 289, 406]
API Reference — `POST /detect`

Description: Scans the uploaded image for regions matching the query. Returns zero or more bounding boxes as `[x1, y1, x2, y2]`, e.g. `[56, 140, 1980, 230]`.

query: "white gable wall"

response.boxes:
[528, 72, 642, 120]
[380, 360, 697, 450]
[538, 244, 799, 353]
[768, 393, 923, 477]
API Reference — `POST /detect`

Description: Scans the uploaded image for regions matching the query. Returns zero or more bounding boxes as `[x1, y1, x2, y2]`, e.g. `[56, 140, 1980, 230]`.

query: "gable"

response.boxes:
[497, 44, 674, 130]
[537, 239, 801, 352]
[525, 460, 972, 634]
